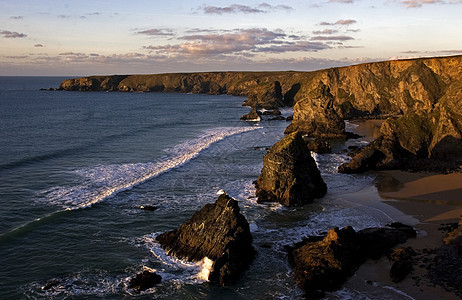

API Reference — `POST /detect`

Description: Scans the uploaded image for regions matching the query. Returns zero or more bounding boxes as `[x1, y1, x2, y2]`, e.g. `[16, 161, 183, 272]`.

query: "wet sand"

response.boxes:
[340, 120, 462, 299]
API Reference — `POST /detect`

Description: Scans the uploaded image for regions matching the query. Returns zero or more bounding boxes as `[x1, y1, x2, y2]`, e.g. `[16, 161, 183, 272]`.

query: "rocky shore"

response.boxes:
[58, 55, 462, 297]
[59, 55, 462, 172]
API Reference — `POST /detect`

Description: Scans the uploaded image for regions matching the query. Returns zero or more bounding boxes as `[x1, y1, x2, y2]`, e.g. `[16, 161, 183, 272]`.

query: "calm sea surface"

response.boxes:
[0, 77, 411, 299]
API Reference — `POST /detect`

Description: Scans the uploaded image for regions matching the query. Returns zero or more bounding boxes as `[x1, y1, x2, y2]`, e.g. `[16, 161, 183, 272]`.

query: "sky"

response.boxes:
[1, 0, 461, 76]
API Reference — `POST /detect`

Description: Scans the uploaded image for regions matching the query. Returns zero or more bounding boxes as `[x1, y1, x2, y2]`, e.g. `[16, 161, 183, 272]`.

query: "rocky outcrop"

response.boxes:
[339, 101, 462, 173]
[285, 82, 346, 138]
[389, 247, 416, 283]
[129, 271, 161, 292]
[427, 216, 462, 297]
[306, 139, 332, 154]
[155, 193, 255, 286]
[255, 131, 327, 206]
[288, 223, 416, 295]
[240, 107, 261, 121]
[242, 81, 285, 109]
[59, 55, 462, 171]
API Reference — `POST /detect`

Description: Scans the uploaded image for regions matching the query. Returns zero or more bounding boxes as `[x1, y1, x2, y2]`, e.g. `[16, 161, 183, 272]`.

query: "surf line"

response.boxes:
[53, 127, 261, 210]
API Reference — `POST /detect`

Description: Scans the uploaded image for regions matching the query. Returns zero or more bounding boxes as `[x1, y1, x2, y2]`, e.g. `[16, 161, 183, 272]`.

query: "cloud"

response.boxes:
[136, 28, 176, 37]
[10, 16, 24, 20]
[320, 19, 357, 26]
[312, 29, 339, 34]
[80, 12, 102, 19]
[396, 0, 462, 7]
[58, 15, 71, 19]
[328, 0, 355, 3]
[0, 30, 27, 38]
[34, 44, 44, 47]
[311, 35, 354, 41]
[199, 3, 293, 14]
[142, 28, 334, 57]
[5, 55, 29, 59]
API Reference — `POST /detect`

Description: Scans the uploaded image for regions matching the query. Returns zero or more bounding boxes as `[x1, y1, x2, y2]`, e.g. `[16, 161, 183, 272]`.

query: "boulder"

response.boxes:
[261, 109, 282, 116]
[306, 139, 332, 154]
[255, 131, 327, 207]
[389, 247, 416, 283]
[285, 82, 346, 138]
[156, 194, 255, 286]
[288, 223, 416, 294]
[290, 226, 361, 293]
[129, 271, 161, 292]
[240, 107, 261, 121]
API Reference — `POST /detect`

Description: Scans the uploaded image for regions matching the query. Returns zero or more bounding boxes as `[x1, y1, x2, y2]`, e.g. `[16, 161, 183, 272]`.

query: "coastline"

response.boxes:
[337, 121, 462, 299]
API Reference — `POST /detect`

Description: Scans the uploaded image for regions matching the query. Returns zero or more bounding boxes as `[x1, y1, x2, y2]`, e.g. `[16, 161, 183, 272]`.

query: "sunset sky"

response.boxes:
[1, 0, 461, 76]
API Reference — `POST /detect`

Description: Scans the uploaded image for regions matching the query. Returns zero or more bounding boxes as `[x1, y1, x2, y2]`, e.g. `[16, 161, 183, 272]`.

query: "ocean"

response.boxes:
[0, 77, 415, 299]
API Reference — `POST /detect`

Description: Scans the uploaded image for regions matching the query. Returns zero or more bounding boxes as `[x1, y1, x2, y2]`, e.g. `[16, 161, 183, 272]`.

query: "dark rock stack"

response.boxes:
[156, 194, 255, 286]
[306, 139, 332, 154]
[389, 247, 416, 283]
[129, 271, 162, 292]
[240, 107, 262, 121]
[288, 223, 416, 295]
[285, 82, 345, 138]
[243, 81, 284, 109]
[427, 216, 462, 297]
[255, 131, 327, 207]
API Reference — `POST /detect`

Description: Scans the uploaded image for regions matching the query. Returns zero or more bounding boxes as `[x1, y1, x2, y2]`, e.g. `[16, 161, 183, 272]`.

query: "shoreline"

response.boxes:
[338, 121, 462, 299]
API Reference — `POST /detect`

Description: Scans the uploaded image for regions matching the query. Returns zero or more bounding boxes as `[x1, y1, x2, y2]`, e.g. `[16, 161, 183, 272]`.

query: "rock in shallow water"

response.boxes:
[288, 223, 416, 295]
[156, 193, 255, 286]
[129, 271, 161, 292]
[255, 131, 327, 207]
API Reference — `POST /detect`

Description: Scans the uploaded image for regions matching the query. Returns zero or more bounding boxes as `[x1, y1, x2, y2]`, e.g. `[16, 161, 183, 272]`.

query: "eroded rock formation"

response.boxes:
[255, 131, 327, 206]
[156, 193, 255, 286]
[59, 55, 462, 171]
[288, 223, 416, 295]
[285, 82, 346, 138]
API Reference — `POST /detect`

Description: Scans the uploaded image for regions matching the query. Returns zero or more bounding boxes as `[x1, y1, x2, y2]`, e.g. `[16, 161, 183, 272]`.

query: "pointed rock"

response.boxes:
[156, 194, 255, 286]
[255, 131, 327, 207]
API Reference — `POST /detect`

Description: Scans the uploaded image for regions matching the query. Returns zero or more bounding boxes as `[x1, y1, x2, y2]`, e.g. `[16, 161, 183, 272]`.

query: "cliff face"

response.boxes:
[59, 55, 462, 170]
[59, 55, 462, 115]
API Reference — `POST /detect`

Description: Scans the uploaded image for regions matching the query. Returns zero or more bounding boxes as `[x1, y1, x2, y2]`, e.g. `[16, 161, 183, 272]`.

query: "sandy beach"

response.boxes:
[338, 120, 462, 299]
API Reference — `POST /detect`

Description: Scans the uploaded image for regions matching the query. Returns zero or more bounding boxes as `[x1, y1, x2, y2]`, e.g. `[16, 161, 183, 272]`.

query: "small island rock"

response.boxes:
[255, 131, 327, 207]
[156, 194, 255, 286]
[129, 271, 161, 292]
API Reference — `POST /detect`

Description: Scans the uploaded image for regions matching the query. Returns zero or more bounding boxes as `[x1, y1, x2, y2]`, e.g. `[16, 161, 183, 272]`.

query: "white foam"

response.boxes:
[142, 233, 212, 284]
[39, 126, 259, 210]
[196, 257, 214, 281]
[345, 120, 359, 131]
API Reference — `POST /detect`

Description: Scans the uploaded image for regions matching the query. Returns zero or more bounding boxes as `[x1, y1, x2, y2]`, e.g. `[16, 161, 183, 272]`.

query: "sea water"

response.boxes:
[0, 77, 413, 299]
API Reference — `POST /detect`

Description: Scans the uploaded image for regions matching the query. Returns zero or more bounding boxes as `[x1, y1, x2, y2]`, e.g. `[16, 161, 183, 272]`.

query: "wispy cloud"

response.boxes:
[311, 35, 354, 41]
[58, 15, 71, 19]
[5, 55, 29, 59]
[312, 29, 339, 34]
[328, 0, 355, 3]
[198, 3, 293, 15]
[0, 30, 27, 38]
[396, 0, 462, 8]
[320, 19, 357, 26]
[80, 12, 101, 19]
[136, 28, 176, 37]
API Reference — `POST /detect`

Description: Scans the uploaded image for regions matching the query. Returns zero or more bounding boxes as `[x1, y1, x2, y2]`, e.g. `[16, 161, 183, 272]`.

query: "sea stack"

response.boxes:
[255, 131, 327, 207]
[156, 193, 255, 286]
[289, 223, 416, 295]
[284, 82, 345, 138]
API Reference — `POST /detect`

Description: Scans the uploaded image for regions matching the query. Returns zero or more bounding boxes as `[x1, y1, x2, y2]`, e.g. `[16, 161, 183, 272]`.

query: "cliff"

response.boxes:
[59, 55, 462, 115]
[59, 55, 462, 171]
